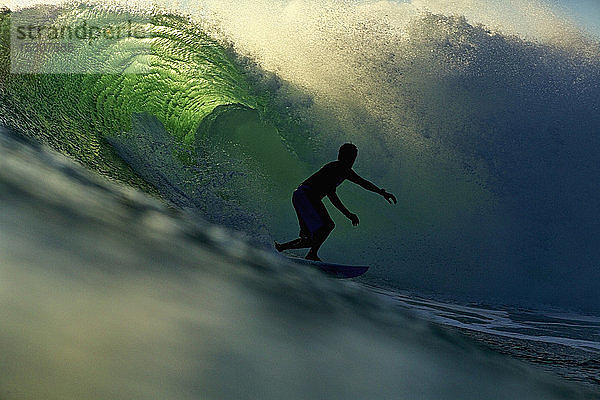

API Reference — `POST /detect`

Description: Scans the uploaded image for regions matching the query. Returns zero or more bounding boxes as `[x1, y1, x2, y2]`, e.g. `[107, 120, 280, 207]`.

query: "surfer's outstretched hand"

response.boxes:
[381, 189, 397, 204]
[349, 213, 360, 226]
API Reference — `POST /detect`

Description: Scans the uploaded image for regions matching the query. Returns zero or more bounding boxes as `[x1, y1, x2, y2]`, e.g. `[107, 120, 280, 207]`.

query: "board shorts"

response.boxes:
[292, 184, 334, 239]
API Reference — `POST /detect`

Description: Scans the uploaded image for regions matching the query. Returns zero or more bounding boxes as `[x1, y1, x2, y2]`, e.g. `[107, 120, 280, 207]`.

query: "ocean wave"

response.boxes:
[1, 2, 599, 312]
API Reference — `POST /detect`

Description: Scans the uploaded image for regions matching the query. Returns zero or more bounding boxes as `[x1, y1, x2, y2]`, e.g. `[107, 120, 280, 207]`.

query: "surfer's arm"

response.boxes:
[327, 192, 359, 226]
[347, 170, 382, 193]
[327, 192, 352, 218]
[347, 170, 397, 204]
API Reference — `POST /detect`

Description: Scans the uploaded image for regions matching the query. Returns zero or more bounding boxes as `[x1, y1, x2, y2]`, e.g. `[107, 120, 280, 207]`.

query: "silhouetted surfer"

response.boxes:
[275, 143, 397, 261]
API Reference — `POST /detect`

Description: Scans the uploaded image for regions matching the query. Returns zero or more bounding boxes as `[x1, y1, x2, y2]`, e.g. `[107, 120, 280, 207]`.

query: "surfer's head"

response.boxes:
[338, 143, 357, 167]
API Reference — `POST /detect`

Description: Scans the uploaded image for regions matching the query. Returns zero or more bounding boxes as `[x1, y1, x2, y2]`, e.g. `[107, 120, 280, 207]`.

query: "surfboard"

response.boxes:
[285, 255, 369, 279]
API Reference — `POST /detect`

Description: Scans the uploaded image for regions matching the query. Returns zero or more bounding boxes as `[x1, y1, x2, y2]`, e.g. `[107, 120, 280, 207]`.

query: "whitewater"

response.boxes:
[1, 0, 599, 397]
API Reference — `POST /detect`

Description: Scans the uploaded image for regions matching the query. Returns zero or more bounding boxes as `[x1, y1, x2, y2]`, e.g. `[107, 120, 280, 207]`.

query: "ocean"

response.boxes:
[1, 1, 599, 398]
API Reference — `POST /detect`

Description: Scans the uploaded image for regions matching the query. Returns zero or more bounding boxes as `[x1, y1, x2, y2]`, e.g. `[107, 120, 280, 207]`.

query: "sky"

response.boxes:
[548, 0, 600, 36]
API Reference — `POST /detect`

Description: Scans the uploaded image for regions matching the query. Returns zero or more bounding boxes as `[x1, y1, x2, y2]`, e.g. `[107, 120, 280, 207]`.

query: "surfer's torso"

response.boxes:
[301, 160, 357, 199]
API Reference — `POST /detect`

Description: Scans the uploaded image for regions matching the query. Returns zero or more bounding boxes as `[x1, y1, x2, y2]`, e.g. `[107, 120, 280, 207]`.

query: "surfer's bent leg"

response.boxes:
[305, 200, 334, 261]
[276, 186, 323, 252]
[275, 237, 311, 251]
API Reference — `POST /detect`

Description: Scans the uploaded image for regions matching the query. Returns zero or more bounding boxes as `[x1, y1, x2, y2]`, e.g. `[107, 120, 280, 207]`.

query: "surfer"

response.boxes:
[275, 143, 397, 261]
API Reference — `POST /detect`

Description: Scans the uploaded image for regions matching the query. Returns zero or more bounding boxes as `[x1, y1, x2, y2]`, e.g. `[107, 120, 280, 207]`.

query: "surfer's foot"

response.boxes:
[274, 241, 284, 252]
[305, 252, 321, 262]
